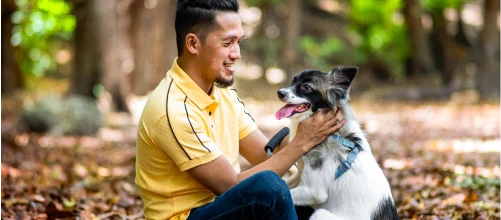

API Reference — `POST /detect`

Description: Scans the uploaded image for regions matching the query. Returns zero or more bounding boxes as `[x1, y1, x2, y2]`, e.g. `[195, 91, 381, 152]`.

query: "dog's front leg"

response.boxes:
[290, 186, 328, 206]
[290, 186, 314, 206]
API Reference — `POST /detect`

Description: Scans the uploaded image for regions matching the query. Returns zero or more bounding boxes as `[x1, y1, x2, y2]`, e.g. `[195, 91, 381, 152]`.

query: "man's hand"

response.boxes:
[292, 108, 345, 153]
[187, 108, 345, 196]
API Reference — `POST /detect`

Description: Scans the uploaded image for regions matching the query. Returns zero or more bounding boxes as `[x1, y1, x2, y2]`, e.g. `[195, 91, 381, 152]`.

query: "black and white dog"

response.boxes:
[275, 67, 398, 220]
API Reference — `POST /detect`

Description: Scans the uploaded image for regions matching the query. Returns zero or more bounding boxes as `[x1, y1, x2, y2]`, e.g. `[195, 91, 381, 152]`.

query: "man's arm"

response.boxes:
[239, 129, 270, 166]
[186, 108, 345, 195]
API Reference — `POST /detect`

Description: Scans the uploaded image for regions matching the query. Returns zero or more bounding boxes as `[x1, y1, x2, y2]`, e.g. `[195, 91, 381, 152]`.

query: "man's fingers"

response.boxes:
[316, 108, 336, 119]
[326, 114, 342, 128]
[330, 119, 346, 133]
[311, 108, 343, 128]
[327, 108, 341, 121]
[326, 108, 342, 123]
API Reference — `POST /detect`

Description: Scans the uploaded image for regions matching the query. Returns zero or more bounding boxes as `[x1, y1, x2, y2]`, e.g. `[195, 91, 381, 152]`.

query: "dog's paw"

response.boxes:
[312, 193, 328, 204]
[291, 187, 314, 206]
[310, 209, 342, 220]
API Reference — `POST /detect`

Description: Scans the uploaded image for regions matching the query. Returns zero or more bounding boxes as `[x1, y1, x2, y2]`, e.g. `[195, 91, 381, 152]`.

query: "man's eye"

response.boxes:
[223, 42, 231, 47]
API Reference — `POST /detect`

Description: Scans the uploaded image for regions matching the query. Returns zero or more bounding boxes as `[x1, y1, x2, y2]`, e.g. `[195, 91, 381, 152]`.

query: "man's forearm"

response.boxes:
[237, 139, 310, 182]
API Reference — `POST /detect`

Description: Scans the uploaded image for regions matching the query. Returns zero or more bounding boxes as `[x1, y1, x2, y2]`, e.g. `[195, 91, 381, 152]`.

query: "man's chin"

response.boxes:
[215, 76, 234, 88]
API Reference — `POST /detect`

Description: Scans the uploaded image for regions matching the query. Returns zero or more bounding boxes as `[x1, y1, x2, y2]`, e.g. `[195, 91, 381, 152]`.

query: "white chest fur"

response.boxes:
[286, 112, 395, 220]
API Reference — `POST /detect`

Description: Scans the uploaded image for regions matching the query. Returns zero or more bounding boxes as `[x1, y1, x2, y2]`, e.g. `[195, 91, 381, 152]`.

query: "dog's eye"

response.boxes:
[301, 84, 312, 92]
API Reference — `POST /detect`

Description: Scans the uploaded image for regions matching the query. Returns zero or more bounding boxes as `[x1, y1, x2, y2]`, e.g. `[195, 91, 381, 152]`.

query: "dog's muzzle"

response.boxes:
[277, 89, 288, 101]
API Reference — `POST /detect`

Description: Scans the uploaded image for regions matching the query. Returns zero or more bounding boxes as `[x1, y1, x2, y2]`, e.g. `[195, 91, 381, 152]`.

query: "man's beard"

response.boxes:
[214, 75, 234, 88]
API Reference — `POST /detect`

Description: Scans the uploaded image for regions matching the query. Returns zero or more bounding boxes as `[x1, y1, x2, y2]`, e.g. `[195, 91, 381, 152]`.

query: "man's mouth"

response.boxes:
[223, 62, 235, 73]
[275, 103, 311, 120]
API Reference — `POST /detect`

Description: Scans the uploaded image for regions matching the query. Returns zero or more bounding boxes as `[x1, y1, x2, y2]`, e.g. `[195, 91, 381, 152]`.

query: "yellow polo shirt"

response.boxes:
[135, 59, 258, 220]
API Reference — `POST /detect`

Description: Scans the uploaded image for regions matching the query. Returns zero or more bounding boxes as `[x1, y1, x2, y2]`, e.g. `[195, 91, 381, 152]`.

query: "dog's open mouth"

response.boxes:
[275, 103, 311, 120]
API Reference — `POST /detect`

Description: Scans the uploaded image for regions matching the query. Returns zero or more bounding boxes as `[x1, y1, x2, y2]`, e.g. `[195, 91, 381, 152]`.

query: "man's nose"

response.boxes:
[230, 44, 241, 59]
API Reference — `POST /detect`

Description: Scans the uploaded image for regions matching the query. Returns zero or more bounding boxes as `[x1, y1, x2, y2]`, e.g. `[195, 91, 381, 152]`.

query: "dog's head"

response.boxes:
[275, 66, 358, 120]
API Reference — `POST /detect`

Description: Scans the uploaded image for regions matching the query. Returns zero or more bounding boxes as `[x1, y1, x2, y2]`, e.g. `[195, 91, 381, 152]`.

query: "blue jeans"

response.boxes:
[187, 171, 299, 220]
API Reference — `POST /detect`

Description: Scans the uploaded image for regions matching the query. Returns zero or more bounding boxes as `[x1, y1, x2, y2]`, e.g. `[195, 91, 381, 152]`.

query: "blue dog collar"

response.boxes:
[331, 134, 364, 180]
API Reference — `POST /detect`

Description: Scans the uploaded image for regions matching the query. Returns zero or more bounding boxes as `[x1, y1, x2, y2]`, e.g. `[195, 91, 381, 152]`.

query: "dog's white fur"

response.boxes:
[279, 69, 396, 220]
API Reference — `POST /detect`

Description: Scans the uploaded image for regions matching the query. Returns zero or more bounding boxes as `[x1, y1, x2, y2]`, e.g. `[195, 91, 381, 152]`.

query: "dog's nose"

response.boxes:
[277, 89, 286, 100]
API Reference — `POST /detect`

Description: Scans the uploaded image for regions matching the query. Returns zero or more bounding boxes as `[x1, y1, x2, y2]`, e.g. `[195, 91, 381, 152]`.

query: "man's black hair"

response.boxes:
[175, 0, 239, 56]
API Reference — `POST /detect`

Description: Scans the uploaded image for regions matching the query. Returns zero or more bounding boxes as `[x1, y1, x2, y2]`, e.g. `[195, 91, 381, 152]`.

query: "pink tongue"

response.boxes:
[275, 104, 299, 120]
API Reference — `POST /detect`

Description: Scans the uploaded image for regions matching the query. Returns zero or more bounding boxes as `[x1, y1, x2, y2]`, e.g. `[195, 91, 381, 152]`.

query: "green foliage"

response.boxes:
[245, 0, 282, 7]
[347, 0, 410, 78]
[453, 174, 501, 191]
[299, 36, 345, 70]
[297, 0, 410, 78]
[422, 0, 464, 12]
[10, 0, 75, 87]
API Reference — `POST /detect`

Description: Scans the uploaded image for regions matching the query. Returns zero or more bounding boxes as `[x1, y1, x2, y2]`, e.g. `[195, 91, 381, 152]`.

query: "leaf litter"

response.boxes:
[2, 95, 500, 219]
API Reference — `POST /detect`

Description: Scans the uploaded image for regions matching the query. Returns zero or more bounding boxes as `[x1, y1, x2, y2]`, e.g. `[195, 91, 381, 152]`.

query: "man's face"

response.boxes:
[199, 12, 244, 88]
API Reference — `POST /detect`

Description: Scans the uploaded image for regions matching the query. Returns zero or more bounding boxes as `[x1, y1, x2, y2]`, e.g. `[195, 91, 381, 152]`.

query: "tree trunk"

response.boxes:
[70, 0, 100, 97]
[282, 0, 302, 84]
[97, 0, 133, 112]
[476, 0, 500, 101]
[70, 0, 132, 112]
[430, 9, 455, 86]
[129, 0, 177, 95]
[403, 0, 434, 77]
[438, 20, 455, 86]
[1, 0, 23, 94]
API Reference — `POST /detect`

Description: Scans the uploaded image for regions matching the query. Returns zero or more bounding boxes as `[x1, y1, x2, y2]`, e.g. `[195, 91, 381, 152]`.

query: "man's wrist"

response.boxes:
[289, 138, 312, 154]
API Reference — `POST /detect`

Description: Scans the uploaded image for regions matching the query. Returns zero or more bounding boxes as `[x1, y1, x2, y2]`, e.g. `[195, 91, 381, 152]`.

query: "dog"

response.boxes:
[275, 66, 398, 220]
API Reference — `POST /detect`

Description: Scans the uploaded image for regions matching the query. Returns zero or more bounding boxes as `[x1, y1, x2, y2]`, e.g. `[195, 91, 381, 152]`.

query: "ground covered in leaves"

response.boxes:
[2, 93, 500, 219]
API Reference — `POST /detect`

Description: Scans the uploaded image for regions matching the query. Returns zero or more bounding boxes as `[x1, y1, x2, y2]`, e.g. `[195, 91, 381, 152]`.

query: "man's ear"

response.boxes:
[185, 33, 200, 55]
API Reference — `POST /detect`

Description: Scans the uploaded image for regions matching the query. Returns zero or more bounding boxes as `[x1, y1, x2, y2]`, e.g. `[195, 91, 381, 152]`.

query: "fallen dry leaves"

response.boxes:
[2, 94, 500, 219]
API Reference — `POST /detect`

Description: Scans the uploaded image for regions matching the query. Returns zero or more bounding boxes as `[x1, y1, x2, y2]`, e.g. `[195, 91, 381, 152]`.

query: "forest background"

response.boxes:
[1, 0, 500, 219]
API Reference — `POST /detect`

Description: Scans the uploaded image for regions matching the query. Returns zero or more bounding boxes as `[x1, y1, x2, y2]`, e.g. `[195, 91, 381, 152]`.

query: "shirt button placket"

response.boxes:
[209, 111, 214, 128]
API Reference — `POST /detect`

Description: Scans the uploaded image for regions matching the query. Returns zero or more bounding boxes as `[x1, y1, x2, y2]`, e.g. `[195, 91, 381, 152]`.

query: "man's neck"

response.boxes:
[177, 56, 213, 94]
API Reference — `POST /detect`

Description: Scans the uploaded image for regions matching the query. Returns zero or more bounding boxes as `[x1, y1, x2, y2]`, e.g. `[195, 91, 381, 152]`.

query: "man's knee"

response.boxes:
[246, 170, 290, 198]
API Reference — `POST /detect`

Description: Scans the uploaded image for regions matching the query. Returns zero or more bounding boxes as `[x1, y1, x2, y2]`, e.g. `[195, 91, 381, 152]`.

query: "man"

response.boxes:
[135, 0, 345, 219]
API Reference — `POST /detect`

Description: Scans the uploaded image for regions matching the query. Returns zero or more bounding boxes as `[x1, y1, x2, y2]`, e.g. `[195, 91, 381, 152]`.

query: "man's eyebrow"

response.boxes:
[222, 32, 245, 40]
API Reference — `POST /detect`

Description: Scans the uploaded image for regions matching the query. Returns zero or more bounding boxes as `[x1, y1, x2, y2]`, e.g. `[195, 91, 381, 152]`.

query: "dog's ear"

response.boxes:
[331, 66, 358, 88]
[327, 66, 358, 106]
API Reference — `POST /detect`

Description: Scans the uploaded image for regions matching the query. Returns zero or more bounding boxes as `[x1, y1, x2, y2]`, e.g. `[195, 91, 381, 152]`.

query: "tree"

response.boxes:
[129, 0, 177, 96]
[403, 0, 435, 77]
[70, 0, 132, 112]
[476, 0, 500, 101]
[428, 3, 455, 86]
[70, 0, 99, 98]
[282, 0, 302, 82]
[424, 0, 475, 88]
[1, 0, 23, 94]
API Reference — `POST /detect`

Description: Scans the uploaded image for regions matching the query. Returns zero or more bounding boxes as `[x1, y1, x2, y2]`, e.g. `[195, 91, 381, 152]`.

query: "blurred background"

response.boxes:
[2, 0, 500, 103]
[1, 0, 500, 219]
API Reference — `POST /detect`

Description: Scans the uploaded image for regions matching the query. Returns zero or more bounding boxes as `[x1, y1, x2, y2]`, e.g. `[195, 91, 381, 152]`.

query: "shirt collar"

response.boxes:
[168, 58, 219, 110]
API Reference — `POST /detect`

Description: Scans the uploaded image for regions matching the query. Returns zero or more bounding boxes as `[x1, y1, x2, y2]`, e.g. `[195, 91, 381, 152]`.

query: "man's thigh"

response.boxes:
[187, 171, 297, 220]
